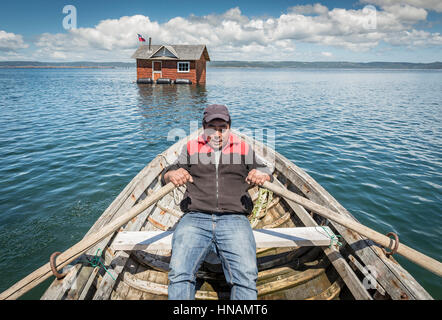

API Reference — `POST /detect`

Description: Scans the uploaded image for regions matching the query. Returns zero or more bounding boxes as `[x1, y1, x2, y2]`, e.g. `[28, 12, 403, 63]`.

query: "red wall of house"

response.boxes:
[162, 60, 196, 82]
[137, 59, 152, 79]
[136, 53, 208, 84]
[196, 56, 207, 84]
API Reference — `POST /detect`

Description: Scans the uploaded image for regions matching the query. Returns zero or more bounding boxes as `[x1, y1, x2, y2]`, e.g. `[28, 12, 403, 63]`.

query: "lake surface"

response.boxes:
[0, 67, 440, 299]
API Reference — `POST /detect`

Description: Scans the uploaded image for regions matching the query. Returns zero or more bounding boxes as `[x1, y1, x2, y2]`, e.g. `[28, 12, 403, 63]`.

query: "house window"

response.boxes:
[177, 61, 190, 72]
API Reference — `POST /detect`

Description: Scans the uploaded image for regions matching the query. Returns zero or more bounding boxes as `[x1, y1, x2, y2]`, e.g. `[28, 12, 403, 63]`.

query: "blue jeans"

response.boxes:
[168, 211, 258, 300]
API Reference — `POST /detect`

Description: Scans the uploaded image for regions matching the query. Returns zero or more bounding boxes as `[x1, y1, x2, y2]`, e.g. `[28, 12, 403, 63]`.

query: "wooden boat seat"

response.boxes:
[111, 226, 336, 251]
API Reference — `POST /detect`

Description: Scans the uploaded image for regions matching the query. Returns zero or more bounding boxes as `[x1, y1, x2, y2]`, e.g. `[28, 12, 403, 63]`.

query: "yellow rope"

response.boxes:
[249, 188, 273, 228]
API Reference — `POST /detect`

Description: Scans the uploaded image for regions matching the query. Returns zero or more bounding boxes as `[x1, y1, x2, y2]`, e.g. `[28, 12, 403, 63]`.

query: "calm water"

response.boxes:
[0, 67, 441, 299]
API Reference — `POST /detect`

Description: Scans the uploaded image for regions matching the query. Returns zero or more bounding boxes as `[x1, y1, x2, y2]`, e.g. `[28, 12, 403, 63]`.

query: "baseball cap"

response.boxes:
[203, 104, 231, 123]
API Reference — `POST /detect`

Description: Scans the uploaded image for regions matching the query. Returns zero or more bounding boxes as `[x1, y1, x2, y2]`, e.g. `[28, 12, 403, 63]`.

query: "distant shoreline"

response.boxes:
[208, 61, 442, 69]
[0, 60, 441, 69]
[0, 66, 118, 69]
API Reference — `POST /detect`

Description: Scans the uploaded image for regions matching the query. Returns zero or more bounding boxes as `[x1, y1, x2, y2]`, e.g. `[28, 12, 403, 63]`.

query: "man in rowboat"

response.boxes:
[162, 104, 273, 300]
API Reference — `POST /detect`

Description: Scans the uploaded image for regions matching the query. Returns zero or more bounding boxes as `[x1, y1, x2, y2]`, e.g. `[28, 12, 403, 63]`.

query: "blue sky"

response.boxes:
[0, 0, 441, 62]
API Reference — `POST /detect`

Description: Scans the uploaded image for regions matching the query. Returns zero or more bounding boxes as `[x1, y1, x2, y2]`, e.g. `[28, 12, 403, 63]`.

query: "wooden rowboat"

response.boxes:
[41, 129, 432, 300]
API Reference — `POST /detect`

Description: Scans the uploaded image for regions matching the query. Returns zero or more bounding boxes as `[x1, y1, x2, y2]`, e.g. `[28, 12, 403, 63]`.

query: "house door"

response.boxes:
[152, 61, 162, 80]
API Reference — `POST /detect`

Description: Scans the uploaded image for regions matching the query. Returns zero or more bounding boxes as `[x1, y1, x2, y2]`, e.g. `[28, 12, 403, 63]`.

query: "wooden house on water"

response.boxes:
[132, 41, 210, 84]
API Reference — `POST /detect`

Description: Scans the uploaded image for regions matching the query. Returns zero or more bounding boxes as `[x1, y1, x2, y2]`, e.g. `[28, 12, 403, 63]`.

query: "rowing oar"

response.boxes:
[262, 181, 442, 277]
[0, 182, 176, 300]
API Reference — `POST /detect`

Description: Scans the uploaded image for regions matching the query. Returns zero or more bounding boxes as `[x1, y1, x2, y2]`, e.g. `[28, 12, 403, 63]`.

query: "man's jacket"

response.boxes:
[161, 132, 273, 215]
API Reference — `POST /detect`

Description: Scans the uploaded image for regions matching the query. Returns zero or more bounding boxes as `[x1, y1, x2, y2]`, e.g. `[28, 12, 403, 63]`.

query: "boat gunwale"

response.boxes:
[42, 128, 432, 300]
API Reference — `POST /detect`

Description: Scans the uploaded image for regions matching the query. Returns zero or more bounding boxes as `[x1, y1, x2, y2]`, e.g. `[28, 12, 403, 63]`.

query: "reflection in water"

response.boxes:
[136, 84, 208, 142]
[137, 83, 208, 109]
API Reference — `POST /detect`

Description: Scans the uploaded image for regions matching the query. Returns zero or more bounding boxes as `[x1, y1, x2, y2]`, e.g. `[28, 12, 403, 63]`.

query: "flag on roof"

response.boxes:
[137, 34, 146, 42]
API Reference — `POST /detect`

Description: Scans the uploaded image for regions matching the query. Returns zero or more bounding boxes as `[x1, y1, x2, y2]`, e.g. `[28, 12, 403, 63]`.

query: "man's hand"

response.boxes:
[245, 169, 271, 186]
[164, 168, 194, 187]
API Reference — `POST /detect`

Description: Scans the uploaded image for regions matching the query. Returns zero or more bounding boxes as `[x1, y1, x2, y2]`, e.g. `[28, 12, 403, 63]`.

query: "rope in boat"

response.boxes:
[90, 248, 116, 281]
[320, 226, 343, 248]
[249, 188, 273, 228]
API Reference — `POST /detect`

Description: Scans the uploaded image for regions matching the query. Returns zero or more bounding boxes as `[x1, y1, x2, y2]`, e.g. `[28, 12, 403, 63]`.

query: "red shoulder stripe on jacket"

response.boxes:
[187, 132, 249, 156]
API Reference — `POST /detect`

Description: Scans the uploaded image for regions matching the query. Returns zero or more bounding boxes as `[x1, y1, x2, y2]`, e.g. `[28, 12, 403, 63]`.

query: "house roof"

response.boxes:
[131, 44, 210, 61]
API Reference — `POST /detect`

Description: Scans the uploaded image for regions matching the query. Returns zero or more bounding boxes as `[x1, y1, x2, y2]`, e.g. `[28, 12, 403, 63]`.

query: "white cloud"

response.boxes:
[381, 4, 428, 23]
[385, 29, 442, 46]
[50, 51, 68, 60]
[288, 3, 329, 15]
[321, 51, 333, 57]
[361, 0, 442, 12]
[0, 30, 28, 52]
[29, 4, 441, 61]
